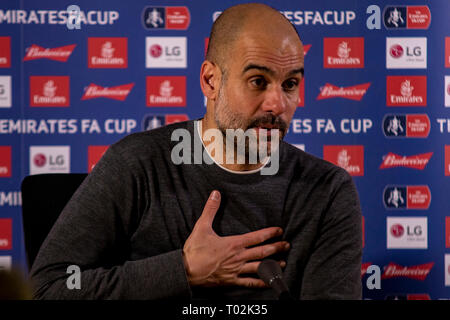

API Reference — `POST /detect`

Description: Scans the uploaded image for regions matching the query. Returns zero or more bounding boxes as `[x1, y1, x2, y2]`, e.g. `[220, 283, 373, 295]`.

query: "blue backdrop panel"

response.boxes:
[0, 0, 449, 300]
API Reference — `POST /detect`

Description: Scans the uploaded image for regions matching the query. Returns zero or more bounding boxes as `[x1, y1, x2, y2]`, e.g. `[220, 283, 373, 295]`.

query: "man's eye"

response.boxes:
[250, 77, 267, 89]
[282, 79, 299, 91]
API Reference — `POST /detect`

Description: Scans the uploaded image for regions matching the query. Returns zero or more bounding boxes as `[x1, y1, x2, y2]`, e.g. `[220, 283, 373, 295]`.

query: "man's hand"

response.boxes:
[182, 190, 290, 288]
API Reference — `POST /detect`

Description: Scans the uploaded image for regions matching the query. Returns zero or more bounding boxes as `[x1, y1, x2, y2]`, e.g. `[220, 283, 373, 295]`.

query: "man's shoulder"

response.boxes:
[111, 120, 193, 152]
[104, 120, 195, 166]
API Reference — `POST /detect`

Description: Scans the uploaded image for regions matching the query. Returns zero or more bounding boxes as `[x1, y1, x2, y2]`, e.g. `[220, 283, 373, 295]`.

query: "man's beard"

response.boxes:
[213, 81, 287, 163]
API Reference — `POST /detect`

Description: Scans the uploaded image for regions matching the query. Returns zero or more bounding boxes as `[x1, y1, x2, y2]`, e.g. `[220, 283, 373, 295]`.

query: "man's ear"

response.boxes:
[200, 60, 221, 101]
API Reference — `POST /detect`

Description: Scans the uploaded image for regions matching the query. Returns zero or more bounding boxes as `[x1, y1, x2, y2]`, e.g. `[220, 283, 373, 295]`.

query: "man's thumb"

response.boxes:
[200, 190, 221, 227]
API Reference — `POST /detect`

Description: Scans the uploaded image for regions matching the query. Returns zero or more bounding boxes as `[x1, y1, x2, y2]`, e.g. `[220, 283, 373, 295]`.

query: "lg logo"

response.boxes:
[33, 154, 65, 167]
[390, 45, 421, 58]
[390, 224, 422, 237]
[149, 44, 181, 58]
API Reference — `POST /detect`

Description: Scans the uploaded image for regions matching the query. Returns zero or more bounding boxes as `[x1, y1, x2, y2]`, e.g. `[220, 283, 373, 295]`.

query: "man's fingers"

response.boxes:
[239, 241, 290, 262]
[230, 227, 283, 248]
[198, 190, 221, 227]
[239, 260, 286, 275]
[234, 277, 268, 288]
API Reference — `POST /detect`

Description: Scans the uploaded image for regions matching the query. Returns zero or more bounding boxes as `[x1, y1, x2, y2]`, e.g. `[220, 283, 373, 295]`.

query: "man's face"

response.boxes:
[213, 30, 304, 154]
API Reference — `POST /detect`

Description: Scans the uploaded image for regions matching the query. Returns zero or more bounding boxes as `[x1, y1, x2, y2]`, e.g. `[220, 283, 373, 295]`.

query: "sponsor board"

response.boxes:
[446, 37, 450, 68]
[82, 83, 134, 101]
[383, 185, 431, 209]
[386, 76, 426, 107]
[0, 146, 11, 178]
[88, 37, 127, 68]
[298, 78, 305, 107]
[445, 76, 450, 107]
[446, 255, 450, 286]
[324, 37, 364, 68]
[385, 294, 431, 300]
[0, 75, 12, 108]
[386, 37, 427, 69]
[0, 218, 12, 250]
[142, 6, 190, 30]
[382, 262, 433, 280]
[323, 145, 364, 176]
[23, 44, 76, 62]
[383, 114, 430, 138]
[317, 82, 370, 101]
[383, 6, 431, 29]
[29, 76, 70, 107]
[88, 146, 109, 172]
[29, 146, 70, 175]
[446, 217, 450, 248]
[145, 37, 187, 68]
[387, 217, 428, 249]
[446, 146, 450, 176]
[0, 37, 11, 67]
[379, 152, 432, 170]
[142, 114, 189, 131]
[146, 76, 186, 107]
[0, 256, 11, 271]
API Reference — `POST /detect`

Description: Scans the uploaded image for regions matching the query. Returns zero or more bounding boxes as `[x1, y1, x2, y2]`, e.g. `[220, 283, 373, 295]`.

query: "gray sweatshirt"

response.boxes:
[30, 119, 362, 300]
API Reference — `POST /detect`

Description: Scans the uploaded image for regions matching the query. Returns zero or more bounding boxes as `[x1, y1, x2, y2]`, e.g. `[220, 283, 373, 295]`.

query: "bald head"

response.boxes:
[206, 3, 302, 72]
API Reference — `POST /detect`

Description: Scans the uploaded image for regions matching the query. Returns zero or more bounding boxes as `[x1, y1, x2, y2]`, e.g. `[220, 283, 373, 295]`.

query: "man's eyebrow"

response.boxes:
[288, 68, 304, 77]
[242, 64, 274, 75]
[242, 64, 304, 77]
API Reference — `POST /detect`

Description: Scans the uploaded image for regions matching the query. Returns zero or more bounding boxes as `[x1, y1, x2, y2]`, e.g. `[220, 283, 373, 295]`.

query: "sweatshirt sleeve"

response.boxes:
[29, 141, 192, 299]
[299, 169, 363, 300]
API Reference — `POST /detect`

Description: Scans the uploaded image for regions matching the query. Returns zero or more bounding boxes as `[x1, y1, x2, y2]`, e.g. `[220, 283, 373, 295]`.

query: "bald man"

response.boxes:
[30, 4, 362, 300]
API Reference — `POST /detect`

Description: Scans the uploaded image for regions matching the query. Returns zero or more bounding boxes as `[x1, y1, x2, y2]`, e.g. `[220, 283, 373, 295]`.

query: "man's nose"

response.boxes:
[261, 85, 287, 115]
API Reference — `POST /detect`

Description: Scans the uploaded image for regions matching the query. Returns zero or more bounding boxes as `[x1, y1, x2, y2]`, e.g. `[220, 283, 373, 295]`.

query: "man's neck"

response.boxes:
[200, 117, 266, 172]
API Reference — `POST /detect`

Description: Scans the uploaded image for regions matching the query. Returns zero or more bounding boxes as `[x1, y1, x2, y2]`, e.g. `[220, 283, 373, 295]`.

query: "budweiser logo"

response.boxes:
[382, 262, 434, 280]
[380, 152, 432, 170]
[317, 83, 370, 101]
[82, 83, 134, 101]
[23, 44, 76, 62]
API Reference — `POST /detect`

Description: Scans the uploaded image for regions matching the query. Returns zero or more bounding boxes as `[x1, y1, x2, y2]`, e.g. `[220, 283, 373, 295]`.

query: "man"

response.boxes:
[30, 3, 362, 299]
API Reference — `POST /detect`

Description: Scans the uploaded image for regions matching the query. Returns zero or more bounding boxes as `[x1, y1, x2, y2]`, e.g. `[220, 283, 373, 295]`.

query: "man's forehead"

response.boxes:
[238, 46, 304, 73]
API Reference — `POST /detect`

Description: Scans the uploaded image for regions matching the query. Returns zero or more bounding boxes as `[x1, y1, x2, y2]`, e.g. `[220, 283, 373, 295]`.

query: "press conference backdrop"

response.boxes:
[0, 0, 449, 300]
